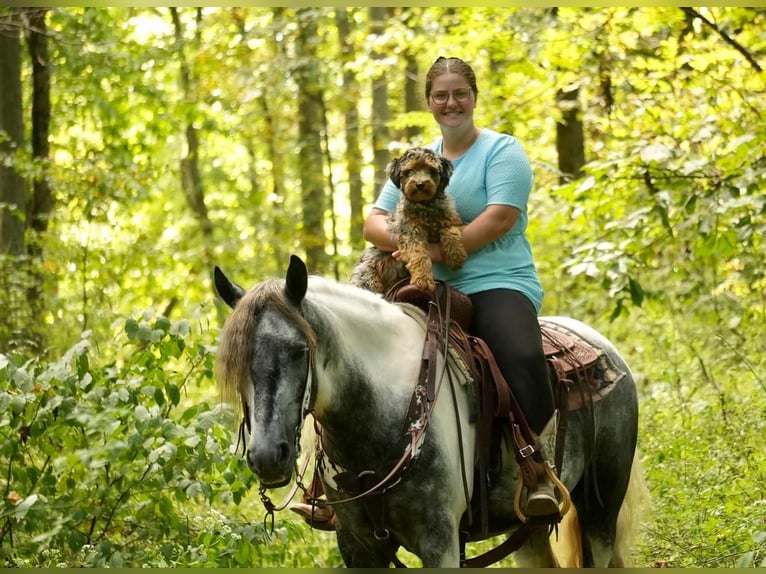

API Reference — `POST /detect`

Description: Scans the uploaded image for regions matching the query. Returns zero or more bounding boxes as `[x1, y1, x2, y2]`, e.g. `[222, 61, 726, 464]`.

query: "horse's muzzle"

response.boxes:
[247, 440, 294, 488]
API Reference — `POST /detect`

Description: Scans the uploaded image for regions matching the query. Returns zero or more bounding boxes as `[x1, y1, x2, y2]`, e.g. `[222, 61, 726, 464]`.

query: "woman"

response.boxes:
[292, 56, 558, 528]
[365, 56, 558, 518]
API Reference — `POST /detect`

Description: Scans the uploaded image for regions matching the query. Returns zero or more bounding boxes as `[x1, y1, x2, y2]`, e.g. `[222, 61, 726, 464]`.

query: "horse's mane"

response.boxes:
[215, 278, 318, 404]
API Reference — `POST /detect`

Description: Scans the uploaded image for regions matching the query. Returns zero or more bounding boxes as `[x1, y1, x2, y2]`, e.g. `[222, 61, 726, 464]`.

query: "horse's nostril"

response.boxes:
[276, 441, 291, 465]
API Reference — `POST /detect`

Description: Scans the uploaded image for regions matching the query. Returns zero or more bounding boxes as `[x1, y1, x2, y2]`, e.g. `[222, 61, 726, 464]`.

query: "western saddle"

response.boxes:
[388, 281, 601, 566]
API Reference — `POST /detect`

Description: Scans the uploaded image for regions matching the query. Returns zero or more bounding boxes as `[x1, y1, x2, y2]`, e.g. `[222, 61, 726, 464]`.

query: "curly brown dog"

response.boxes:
[351, 147, 466, 293]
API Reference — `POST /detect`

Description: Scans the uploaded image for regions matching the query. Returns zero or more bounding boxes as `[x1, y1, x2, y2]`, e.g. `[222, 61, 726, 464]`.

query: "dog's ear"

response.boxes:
[387, 155, 403, 189]
[438, 156, 454, 189]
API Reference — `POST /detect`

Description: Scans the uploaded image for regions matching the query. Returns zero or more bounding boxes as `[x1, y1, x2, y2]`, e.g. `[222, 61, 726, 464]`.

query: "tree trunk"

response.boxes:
[335, 8, 365, 251]
[369, 7, 391, 193]
[0, 8, 31, 351]
[0, 8, 26, 256]
[170, 7, 212, 238]
[556, 85, 585, 184]
[295, 8, 327, 272]
[404, 50, 421, 141]
[23, 8, 52, 344]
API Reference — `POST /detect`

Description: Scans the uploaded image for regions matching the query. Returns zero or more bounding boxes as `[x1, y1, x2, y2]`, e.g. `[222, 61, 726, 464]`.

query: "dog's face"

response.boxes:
[387, 148, 453, 203]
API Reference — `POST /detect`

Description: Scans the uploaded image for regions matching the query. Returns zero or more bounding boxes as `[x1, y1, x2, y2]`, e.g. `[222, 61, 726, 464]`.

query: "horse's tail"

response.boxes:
[612, 450, 650, 567]
[551, 505, 583, 567]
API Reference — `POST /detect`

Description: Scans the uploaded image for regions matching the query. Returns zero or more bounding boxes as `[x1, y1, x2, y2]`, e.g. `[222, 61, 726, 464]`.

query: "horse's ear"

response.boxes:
[214, 266, 246, 309]
[285, 255, 308, 306]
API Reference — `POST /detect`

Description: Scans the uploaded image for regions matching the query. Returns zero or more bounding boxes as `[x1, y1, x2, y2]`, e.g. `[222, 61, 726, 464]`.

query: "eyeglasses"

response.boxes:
[429, 89, 472, 105]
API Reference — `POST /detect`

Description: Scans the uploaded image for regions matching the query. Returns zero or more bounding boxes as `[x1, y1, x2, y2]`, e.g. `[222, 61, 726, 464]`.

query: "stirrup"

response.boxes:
[290, 501, 337, 532]
[513, 411, 572, 524]
[526, 476, 560, 517]
[514, 462, 571, 524]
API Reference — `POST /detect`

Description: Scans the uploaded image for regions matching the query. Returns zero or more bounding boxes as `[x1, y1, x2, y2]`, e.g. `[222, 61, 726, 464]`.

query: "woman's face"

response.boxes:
[427, 72, 476, 130]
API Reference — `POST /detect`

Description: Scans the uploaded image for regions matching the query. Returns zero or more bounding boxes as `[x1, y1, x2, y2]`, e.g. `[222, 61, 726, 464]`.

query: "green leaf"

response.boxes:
[154, 316, 171, 333]
[166, 383, 181, 406]
[736, 551, 753, 567]
[171, 319, 191, 338]
[640, 143, 672, 163]
[76, 352, 90, 379]
[134, 405, 150, 422]
[125, 318, 139, 340]
[181, 405, 199, 422]
[10, 494, 39, 521]
[627, 276, 644, 306]
[154, 386, 165, 407]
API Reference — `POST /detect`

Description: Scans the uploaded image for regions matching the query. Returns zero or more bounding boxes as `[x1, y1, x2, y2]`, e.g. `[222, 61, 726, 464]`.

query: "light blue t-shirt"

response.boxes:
[374, 128, 543, 312]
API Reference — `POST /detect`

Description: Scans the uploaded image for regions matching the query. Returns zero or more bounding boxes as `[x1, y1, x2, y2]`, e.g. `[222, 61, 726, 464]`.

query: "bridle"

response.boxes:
[236, 347, 318, 532]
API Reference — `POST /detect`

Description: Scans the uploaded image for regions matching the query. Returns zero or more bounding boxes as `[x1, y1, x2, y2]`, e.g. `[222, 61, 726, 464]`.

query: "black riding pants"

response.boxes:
[468, 289, 554, 435]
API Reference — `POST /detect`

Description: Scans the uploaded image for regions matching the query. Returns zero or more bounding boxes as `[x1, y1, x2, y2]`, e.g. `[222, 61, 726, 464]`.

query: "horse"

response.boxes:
[213, 255, 646, 568]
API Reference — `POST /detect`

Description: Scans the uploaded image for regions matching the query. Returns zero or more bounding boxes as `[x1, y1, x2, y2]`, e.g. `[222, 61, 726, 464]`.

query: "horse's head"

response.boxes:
[214, 255, 313, 488]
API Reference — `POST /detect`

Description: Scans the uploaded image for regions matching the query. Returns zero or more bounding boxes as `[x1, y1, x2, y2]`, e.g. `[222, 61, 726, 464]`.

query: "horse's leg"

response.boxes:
[512, 525, 560, 568]
[335, 529, 398, 568]
[576, 451, 636, 567]
[413, 512, 461, 568]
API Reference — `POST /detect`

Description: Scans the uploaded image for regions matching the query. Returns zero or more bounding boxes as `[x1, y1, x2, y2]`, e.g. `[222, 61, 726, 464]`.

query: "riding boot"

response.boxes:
[290, 473, 337, 531]
[525, 410, 561, 518]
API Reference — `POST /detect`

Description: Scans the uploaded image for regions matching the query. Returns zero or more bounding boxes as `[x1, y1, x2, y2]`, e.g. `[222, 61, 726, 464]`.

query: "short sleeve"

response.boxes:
[485, 136, 533, 210]
[373, 178, 401, 212]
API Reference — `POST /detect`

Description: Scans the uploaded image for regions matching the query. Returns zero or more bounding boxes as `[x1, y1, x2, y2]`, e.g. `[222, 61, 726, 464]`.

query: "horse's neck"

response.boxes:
[306, 280, 424, 462]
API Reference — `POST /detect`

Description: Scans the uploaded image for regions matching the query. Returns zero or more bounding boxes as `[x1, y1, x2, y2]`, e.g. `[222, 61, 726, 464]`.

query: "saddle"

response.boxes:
[388, 282, 602, 547]
[389, 281, 601, 390]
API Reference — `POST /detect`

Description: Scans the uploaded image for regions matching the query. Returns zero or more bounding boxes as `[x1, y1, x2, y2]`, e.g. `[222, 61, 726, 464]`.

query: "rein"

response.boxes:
[315, 298, 451, 506]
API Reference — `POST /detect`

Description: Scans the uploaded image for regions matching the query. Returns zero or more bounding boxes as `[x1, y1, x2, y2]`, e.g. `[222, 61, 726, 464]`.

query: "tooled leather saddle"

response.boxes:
[387, 281, 602, 557]
[389, 281, 601, 397]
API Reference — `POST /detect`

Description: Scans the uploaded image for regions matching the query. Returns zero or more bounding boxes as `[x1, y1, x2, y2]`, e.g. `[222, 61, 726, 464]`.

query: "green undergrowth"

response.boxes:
[2, 306, 764, 567]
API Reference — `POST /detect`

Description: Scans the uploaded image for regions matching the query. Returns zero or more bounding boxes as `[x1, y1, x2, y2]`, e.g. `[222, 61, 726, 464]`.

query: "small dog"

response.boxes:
[351, 147, 466, 294]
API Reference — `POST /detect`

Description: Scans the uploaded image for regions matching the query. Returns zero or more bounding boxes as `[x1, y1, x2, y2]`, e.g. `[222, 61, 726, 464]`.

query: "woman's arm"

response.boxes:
[362, 208, 398, 251]
[426, 204, 519, 263]
[363, 204, 520, 262]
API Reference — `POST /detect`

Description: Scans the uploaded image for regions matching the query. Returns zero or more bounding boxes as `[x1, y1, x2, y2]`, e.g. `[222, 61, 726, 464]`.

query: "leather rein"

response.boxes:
[311, 293, 461, 505]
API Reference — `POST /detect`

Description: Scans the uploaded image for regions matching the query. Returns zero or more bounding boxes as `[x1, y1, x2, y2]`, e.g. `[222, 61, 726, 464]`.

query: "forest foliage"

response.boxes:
[0, 6, 764, 567]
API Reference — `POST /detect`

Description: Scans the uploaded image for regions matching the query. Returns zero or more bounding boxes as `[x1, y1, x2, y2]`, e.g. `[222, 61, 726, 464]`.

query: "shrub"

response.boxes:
[0, 310, 270, 567]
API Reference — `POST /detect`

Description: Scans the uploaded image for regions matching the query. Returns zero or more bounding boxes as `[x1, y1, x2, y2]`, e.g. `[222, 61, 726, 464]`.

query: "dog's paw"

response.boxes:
[410, 273, 436, 294]
[443, 250, 467, 270]
[441, 241, 467, 270]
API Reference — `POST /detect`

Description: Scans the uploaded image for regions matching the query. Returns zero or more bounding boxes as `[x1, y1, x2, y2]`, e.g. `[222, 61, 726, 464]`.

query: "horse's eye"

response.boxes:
[289, 346, 308, 361]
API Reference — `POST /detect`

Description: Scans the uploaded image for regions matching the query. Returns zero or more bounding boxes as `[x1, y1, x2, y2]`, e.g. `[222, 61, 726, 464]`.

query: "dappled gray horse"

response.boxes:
[214, 255, 644, 567]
